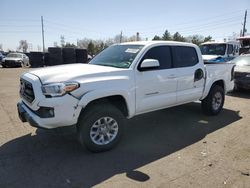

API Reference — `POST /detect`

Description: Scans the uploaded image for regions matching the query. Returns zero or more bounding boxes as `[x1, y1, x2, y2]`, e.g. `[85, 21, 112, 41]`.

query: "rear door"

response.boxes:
[135, 45, 178, 114]
[172, 46, 205, 104]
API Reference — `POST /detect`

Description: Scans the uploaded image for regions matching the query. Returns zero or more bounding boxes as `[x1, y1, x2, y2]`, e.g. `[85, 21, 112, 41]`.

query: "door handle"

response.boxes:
[168, 74, 176, 79]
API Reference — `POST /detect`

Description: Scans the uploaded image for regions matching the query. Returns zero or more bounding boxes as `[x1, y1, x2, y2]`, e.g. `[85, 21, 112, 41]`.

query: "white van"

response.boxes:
[200, 41, 240, 63]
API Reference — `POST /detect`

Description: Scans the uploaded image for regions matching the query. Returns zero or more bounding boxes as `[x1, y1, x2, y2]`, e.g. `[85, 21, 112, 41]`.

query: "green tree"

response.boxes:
[203, 35, 212, 43]
[64, 42, 76, 48]
[87, 41, 95, 56]
[162, 30, 172, 40]
[188, 35, 204, 45]
[172, 32, 186, 42]
[152, 35, 161, 40]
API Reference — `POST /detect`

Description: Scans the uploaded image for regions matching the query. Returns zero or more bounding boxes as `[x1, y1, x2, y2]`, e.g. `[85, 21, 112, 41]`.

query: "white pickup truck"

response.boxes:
[17, 41, 235, 152]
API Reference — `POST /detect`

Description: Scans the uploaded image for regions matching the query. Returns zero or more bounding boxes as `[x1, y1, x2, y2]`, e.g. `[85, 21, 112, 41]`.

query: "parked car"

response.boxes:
[233, 54, 250, 90]
[200, 41, 240, 63]
[2, 52, 30, 68]
[17, 41, 235, 152]
[0, 52, 4, 64]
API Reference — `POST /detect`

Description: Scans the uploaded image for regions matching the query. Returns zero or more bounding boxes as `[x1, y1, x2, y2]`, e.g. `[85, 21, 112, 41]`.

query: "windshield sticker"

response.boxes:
[125, 48, 140, 53]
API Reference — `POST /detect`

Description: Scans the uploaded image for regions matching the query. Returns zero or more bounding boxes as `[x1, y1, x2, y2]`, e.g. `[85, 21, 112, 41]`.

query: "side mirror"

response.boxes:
[139, 59, 160, 71]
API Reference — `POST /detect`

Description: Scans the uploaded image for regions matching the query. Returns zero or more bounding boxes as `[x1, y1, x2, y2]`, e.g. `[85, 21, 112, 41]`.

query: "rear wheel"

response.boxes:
[77, 103, 125, 152]
[201, 85, 225, 115]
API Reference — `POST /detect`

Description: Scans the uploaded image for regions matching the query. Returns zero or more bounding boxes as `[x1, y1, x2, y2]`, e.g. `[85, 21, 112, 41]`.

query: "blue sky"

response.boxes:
[1, 0, 250, 51]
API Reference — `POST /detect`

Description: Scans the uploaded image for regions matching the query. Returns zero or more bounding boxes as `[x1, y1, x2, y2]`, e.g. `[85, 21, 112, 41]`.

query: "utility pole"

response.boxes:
[136, 32, 140, 41]
[41, 16, 45, 53]
[242, 10, 247, 37]
[120, 31, 123, 43]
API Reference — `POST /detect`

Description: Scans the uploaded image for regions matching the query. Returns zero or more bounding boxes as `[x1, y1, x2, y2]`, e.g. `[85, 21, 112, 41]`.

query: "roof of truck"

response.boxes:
[119, 40, 198, 48]
[201, 41, 239, 45]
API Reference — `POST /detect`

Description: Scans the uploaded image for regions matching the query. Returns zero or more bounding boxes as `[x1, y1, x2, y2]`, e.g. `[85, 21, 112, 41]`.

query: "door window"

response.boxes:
[227, 44, 233, 55]
[140, 46, 172, 70]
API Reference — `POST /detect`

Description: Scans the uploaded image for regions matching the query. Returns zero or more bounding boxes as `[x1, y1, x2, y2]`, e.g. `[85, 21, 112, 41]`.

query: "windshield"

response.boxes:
[200, 44, 226, 56]
[232, 55, 250, 66]
[7, 53, 22, 58]
[89, 44, 144, 68]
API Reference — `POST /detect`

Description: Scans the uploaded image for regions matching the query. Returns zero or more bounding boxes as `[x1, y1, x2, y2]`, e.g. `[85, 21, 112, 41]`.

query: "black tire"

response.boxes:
[77, 103, 125, 152]
[201, 85, 225, 115]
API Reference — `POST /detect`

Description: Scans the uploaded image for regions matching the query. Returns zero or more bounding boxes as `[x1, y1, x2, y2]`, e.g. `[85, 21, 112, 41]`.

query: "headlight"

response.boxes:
[41, 82, 79, 97]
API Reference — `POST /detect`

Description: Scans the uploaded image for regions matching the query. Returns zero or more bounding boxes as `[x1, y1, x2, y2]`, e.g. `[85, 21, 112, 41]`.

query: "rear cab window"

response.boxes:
[172, 46, 199, 68]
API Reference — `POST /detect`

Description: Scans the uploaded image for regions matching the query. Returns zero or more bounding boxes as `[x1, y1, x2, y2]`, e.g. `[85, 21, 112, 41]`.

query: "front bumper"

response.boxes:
[235, 79, 250, 90]
[2, 60, 21, 67]
[17, 96, 82, 129]
[17, 101, 41, 128]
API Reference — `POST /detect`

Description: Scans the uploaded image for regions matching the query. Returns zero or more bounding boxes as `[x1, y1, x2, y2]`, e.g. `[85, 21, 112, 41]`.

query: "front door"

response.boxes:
[135, 45, 178, 114]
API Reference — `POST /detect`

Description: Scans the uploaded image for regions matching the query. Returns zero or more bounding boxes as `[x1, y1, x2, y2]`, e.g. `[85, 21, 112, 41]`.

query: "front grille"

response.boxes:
[6, 60, 15, 63]
[234, 72, 250, 79]
[5, 60, 17, 64]
[20, 79, 35, 103]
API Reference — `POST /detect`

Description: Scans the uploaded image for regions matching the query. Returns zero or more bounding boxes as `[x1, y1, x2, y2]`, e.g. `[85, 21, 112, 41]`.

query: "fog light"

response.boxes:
[48, 109, 54, 117]
[36, 107, 55, 118]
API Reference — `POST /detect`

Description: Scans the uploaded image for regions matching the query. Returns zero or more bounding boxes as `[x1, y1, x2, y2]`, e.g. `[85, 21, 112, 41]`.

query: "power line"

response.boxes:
[0, 25, 40, 27]
[127, 15, 242, 34]
[125, 9, 246, 32]
[44, 19, 109, 34]
[0, 31, 40, 33]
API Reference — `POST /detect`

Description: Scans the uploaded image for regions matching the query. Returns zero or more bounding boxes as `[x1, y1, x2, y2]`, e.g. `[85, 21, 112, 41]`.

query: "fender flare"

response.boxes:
[77, 89, 135, 117]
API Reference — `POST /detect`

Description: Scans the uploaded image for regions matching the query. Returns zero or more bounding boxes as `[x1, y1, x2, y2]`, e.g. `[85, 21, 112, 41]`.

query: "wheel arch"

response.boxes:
[77, 94, 130, 127]
[212, 80, 225, 92]
[202, 79, 225, 100]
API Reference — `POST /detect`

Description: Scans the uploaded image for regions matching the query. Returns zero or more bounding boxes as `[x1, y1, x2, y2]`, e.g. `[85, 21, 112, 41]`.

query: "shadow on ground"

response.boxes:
[227, 89, 250, 99]
[0, 103, 241, 188]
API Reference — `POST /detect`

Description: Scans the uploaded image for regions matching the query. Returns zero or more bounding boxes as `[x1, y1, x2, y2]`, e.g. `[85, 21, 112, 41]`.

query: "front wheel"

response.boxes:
[21, 61, 30, 68]
[201, 85, 225, 115]
[77, 103, 125, 152]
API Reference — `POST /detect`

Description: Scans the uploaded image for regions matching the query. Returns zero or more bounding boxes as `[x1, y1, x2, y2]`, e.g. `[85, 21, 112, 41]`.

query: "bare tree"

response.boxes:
[77, 38, 92, 49]
[0, 44, 2, 51]
[18, 40, 28, 53]
[37, 45, 42, 51]
[53, 42, 59, 47]
[60, 35, 65, 47]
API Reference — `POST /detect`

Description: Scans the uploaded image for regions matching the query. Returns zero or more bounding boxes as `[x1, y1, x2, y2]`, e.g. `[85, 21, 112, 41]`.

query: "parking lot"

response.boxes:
[0, 67, 250, 188]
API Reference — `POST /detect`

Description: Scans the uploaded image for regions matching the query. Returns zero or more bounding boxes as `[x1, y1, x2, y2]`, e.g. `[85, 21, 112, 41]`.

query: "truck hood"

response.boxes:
[27, 63, 126, 84]
[202, 55, 221, 61]
[3, 57, 22, 61]
[235, 65, 250, 73]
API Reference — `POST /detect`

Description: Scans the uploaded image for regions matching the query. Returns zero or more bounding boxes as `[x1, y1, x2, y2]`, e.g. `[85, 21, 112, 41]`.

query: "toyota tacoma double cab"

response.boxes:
[17, 41, 235, 152]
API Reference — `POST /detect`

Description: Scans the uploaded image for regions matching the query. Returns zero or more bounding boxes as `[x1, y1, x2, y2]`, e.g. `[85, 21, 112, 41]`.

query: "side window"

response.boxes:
[141, 46, 172, 69]
[235, 45, 239, 53]
[227, 44, 233, 55]
[172, 46, 198, 68]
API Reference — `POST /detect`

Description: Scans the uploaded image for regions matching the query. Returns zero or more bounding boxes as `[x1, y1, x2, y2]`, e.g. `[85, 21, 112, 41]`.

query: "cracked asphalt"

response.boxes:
[0, 67, 250, 188]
